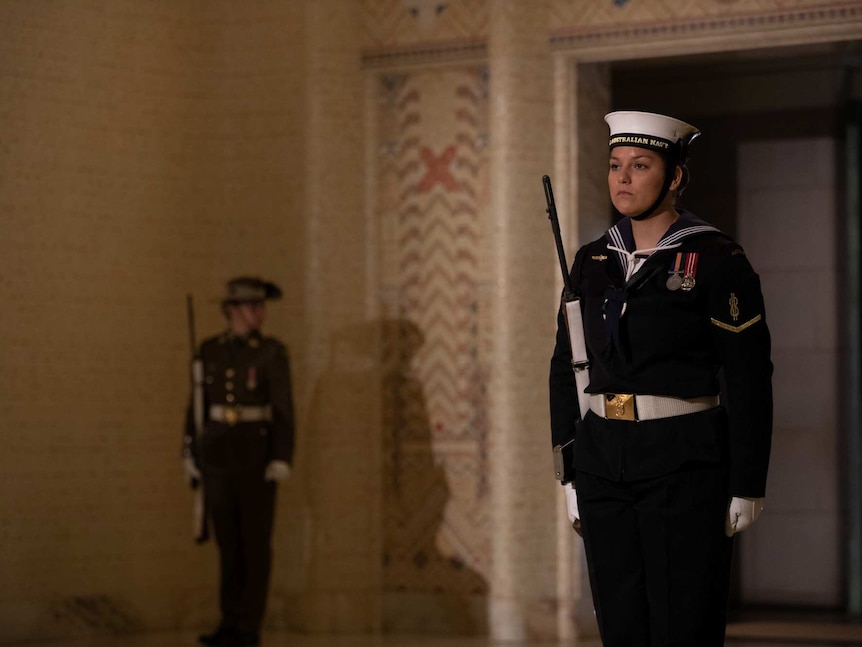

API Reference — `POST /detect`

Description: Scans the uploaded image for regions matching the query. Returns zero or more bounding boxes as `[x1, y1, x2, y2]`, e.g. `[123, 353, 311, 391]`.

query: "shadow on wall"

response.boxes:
[300, 319, 488, 634]
[379, 318, 488, 634]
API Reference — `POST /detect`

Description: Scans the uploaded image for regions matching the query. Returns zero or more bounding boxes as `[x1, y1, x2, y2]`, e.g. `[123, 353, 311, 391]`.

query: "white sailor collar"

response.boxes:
[604, 210, 720, 273]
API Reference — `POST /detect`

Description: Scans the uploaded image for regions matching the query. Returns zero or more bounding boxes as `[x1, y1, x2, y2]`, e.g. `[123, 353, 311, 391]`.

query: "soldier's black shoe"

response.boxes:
[219, 628, 260, 646]
[198, 627, 230, 646]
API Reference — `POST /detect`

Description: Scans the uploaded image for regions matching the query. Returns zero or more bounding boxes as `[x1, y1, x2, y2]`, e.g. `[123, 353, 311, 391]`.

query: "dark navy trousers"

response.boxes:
[577, 466, 734, 647]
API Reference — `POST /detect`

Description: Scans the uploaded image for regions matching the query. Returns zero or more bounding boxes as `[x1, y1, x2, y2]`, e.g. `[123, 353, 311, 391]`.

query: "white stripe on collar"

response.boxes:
[606, 222, 719, 275]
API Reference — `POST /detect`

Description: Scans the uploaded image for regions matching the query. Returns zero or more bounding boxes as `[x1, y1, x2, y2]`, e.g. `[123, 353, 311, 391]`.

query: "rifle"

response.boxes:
[187, 294, 209, 544]
[543, 175, 591, 484]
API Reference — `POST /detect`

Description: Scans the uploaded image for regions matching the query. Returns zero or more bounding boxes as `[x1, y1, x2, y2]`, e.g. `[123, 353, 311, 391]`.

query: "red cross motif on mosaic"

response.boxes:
[417, 145, 460, 193]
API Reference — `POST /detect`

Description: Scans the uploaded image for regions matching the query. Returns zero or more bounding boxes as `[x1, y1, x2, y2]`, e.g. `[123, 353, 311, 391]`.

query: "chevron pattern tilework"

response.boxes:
[376, 67, 491, 595]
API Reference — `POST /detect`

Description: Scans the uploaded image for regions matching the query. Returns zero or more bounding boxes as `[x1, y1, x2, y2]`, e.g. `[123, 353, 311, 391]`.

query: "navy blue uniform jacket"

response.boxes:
[549, 211, 773, 497]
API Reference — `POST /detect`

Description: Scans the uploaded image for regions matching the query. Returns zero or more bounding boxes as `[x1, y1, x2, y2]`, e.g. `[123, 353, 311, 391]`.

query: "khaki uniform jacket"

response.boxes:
[186, 330, 295, 474]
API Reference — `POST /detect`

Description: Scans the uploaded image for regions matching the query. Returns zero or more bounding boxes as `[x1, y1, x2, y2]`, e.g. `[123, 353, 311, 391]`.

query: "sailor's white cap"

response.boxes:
[605, 111, 699, 153]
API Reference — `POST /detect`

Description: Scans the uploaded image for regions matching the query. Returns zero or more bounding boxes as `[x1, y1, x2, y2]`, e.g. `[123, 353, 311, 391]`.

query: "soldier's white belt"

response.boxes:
[589, 393, 719, 422]
[209, 404, 272, 426]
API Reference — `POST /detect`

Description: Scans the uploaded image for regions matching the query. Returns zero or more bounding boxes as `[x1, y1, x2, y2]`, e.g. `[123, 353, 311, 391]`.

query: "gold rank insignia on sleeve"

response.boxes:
[710, 292, 762, 332]
[591, 255, 608, 261]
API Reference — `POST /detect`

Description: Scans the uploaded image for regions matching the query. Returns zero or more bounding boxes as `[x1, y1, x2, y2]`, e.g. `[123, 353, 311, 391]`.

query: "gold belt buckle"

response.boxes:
[606, 393, 635, 421]
[224, 406, 240, 426]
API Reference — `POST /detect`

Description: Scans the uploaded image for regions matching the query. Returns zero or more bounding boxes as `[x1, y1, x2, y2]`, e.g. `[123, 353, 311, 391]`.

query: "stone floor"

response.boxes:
[12, 624, 862, 647]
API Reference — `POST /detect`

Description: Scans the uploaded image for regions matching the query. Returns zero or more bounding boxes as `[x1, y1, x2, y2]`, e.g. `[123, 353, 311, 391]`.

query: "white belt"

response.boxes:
[209, 404, 272, 426]
[589, 393, 719, 422]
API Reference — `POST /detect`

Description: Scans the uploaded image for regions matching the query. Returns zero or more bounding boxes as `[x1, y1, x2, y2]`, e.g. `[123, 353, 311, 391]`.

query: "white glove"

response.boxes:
[725, 496, 764, 537]
[564, 482, 580, 523]
[564, 482, 583, 536]
[183, 457, 201, 483]
[264, 460, 291, 482]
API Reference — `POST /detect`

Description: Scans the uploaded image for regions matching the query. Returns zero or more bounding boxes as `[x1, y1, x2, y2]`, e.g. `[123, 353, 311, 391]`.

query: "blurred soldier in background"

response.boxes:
[184, 276, 295, 647]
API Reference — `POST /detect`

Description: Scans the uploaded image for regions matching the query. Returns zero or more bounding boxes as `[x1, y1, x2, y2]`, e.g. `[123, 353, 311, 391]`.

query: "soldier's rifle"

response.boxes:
[543, 175, 591, 485]
[187, 294, 209, 543]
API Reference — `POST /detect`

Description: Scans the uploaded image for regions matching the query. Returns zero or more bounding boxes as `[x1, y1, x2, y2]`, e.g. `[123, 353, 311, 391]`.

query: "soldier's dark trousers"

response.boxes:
[577, 466, 733, 647]
[206, 472, 277, 635]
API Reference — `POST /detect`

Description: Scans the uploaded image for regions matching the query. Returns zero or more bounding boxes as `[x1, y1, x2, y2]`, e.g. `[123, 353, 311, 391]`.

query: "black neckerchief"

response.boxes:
[601, 211, 720, 360]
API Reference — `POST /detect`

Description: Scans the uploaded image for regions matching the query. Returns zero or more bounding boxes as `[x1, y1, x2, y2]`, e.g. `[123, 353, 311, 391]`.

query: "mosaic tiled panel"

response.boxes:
[362, 0, 488, 47]
[376, 67, 491, 595]
[361, 0, 855, 47]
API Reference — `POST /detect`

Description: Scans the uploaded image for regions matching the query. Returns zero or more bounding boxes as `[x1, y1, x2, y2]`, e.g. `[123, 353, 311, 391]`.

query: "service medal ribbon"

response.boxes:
[247, 366, 258, 391]
[681, 252, 699, 291]
[666, 251, 684, 291]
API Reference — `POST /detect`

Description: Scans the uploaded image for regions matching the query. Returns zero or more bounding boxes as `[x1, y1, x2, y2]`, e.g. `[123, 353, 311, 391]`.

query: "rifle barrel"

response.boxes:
[542, 175, 575, 298]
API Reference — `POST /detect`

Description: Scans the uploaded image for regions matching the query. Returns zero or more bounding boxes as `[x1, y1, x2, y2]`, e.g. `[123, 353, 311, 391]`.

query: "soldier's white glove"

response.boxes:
[264, 460, 291, 482]
[183, 457, 201, 483]
[564, 482, 583, 536]
[725, 496, 764, 537]
[564, 482, 580, 523]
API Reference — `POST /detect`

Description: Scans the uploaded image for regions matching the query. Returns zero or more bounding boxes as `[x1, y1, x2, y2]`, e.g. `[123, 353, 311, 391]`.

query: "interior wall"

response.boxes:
[0, 1, 308, 642]
[297, 0, 376, 634]
[738, 136, 842, 607]
[486, 2, 559, 641]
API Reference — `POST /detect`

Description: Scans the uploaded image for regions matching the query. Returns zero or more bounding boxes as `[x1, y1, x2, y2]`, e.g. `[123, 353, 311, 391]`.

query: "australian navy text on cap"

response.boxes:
[605, 111, 700, 153]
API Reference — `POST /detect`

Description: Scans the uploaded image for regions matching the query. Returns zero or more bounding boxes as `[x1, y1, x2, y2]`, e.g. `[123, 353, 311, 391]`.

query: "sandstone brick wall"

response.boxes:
[0, 0, 307, 641]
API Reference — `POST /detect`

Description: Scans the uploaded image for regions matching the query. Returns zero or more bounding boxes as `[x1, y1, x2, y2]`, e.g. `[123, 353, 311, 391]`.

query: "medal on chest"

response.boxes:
[246, 366, 258, 391]
[666, 252, 683, 290]
[666, 252, 699, 291]
[681, 252, 699, 291]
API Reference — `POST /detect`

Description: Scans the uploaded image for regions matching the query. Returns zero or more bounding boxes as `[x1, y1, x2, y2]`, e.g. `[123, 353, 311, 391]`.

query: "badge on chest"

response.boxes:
[666, 252, 699, 292]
